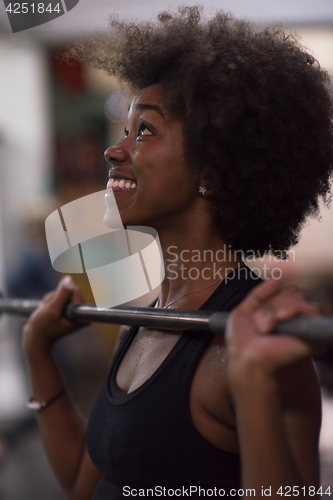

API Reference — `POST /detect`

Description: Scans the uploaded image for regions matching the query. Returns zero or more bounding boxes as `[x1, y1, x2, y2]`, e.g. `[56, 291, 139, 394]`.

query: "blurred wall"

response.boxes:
[0, 134, 6, 290]
[0, 37, 52, 421]
[0, 37, 51, 276]
[290, 27, 333, 275]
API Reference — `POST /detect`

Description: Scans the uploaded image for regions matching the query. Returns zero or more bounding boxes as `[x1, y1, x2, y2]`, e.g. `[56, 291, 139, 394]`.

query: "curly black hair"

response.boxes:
[67, 6, 333, 257]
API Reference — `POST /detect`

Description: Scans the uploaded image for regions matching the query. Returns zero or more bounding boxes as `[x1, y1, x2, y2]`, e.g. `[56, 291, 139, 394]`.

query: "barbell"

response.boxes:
[1, 294, 333, 344]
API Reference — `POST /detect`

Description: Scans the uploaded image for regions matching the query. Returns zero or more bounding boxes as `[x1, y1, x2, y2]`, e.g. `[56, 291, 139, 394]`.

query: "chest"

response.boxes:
[115, 327, 239, 454]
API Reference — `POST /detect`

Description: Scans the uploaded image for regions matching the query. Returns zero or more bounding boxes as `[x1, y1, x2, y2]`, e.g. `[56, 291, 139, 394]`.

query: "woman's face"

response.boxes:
[104, 85, 202, 229]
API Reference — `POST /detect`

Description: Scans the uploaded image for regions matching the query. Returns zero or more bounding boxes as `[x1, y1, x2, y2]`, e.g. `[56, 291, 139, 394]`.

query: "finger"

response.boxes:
[58, 275, 75, 291]
[47, 276, 76, 315]
[238, 277, 284, 314]
[308, 301, 324, 314]
[42, 291, 54, 303]
[71, 285, 85, 304]
[59, 275, 85, 304]
[251, 334, 312, 372]
[275, 301, 321, 321]
[254, 300, 321, 334]
[57, 277, 89, 326]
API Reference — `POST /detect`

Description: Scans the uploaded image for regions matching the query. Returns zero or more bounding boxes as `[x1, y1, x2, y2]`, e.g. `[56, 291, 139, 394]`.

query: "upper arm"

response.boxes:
[278, 358, 322, 488]
[70, 448, 103, 500]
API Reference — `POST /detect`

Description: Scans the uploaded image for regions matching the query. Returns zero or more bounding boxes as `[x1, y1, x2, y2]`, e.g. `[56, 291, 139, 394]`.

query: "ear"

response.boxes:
[198, 172, 212, 196]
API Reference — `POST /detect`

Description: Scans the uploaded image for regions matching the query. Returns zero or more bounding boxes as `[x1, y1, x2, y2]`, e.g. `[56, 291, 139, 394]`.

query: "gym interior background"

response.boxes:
[0, 1, 332, 498]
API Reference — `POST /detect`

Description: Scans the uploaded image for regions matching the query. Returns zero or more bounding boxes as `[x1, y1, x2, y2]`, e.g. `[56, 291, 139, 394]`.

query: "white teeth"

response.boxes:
[109, 178, 137, 189]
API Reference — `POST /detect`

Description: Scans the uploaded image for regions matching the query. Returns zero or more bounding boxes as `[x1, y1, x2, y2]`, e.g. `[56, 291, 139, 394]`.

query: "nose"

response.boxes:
[104, 144, 128, 165]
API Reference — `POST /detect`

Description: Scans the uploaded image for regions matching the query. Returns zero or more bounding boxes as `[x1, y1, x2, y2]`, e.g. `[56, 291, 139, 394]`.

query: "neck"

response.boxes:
[155, 211, 243, 310]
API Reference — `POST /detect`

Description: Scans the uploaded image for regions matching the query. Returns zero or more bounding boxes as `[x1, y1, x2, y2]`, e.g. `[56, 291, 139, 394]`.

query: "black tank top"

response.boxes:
[87, 266, 261, 499]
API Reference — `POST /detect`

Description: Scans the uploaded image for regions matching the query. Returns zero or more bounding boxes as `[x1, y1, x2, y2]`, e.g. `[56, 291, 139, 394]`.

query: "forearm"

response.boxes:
[20, 277, 102, 499]
[24, 344, 92, 498]
[224, 279, 322, 499]
[233, 366, 319, 499]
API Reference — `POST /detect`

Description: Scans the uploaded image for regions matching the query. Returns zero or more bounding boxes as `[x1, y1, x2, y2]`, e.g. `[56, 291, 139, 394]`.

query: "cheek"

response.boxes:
[159, 146, 194, 182]
[133, 140, 197, 191]
[154, 170, 199, 206]
[167, 161, 199, 193]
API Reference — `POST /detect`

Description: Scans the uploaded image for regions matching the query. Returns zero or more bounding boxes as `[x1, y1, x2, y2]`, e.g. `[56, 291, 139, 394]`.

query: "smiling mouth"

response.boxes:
[107, 178, 137, 191]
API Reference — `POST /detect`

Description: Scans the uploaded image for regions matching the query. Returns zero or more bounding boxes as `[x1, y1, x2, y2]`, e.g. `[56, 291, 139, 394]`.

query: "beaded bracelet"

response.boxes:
[26, 388, 66, 411]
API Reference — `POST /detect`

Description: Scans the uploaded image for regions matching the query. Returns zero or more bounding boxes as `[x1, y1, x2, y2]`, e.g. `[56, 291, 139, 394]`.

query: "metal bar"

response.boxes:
[0, 298, 41, 316]
[0, 297, 333, 344]
[64, 303, 213, 331]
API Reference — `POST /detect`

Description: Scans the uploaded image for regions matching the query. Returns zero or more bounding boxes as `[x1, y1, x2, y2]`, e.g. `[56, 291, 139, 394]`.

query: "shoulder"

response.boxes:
[191, 333, 239, 452]
[208, 265, 263, 313]
[190, 267, 264, 441]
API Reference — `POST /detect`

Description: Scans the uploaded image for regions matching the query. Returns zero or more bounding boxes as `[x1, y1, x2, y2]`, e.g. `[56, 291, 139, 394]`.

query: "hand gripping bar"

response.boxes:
[0, 296, 333, 344]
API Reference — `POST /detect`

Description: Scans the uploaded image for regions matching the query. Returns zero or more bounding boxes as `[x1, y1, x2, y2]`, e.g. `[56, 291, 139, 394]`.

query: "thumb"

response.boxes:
[59, 275, 85, 304]
[71, 284, 86, 305]
[50, 276, 77, 315]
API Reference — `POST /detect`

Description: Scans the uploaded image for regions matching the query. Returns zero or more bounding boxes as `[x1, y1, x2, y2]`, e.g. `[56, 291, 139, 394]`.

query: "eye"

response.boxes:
[138, 124, 153, 137]
[124, 127, 129, 138]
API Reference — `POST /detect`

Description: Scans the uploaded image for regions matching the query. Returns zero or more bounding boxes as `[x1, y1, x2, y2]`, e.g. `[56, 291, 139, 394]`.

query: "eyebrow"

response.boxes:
[135, 103, 166, 121]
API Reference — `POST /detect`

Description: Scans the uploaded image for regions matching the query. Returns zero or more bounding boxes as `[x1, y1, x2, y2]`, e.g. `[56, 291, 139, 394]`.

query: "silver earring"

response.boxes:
[199, 185, 207, 195]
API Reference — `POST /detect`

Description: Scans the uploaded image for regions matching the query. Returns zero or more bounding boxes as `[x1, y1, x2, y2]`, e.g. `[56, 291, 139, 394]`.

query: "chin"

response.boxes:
[103, 209, 124, 229]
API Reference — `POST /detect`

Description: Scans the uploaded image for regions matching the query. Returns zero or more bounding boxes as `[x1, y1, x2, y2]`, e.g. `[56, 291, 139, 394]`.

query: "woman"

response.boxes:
[23, 7, 333, 500]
